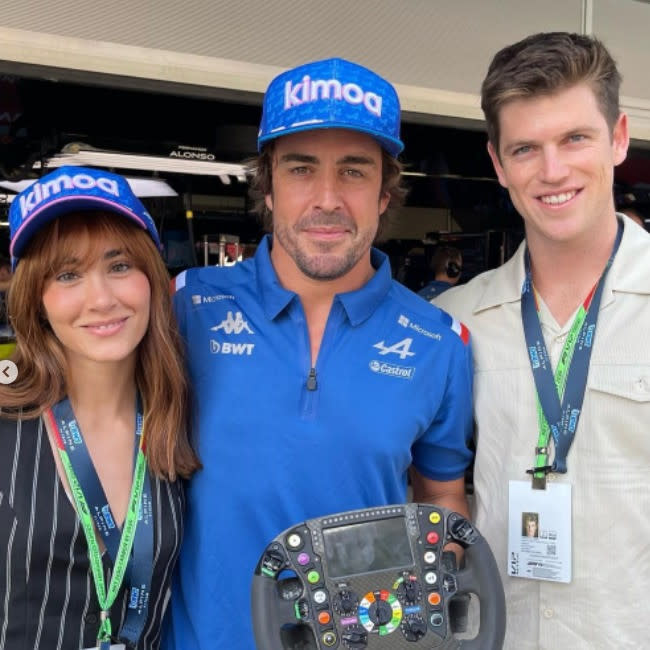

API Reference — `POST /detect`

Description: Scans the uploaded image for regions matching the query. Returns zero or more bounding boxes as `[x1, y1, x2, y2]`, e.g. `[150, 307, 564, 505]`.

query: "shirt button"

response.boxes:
[543, 608, 554, 619]
[85, 613, 98, 624]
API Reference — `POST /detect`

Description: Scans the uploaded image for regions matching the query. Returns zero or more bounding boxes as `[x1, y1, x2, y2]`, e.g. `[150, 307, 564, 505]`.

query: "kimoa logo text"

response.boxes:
[284, 76, 382, 117]
[19, 173, 120, 219]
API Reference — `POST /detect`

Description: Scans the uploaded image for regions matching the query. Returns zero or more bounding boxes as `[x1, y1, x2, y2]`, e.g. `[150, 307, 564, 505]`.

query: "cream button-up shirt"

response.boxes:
[435, 216, 650, 650]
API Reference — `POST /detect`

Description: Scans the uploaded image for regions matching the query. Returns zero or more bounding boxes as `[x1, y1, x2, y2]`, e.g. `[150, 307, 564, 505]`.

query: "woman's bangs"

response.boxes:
[41, 213, 143, 276]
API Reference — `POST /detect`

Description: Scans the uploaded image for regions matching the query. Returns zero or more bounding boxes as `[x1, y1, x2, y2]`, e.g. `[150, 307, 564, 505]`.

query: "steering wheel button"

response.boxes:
[297, 552, 310, 565]
[424, 571, 437, 585]
[287, 533, 302, 548]
[427, 592, 441, 606]
[424, 551, 436, 564]
[307, 570, 321, 584]
[430, 612, 444, 627]
[426, 531, 440, 544]
[429, 512, 442, 524]
[318, 611, 332, 625]
[322, 631, 337, 646]
[313, 590, 327, 604]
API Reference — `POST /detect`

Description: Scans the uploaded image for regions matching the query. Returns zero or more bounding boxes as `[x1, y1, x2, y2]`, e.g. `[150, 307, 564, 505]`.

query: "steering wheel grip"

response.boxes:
[251, 574, 288, 650]
[454, 534, 506, 649]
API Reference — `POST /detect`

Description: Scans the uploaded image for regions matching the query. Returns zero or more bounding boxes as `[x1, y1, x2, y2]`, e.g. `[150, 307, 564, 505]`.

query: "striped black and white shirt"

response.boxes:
[0, 415, 185, 650]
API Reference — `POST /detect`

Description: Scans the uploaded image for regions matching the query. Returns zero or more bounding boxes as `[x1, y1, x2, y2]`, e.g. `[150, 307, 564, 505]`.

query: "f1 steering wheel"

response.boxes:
[252, 503, 505, 649]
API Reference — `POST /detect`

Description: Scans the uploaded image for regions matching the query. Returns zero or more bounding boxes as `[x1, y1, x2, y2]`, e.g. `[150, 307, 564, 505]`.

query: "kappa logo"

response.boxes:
[284, 75, 382, 117]
[19, 173, 120, 219]
[210, 340, 255, 356]
[211, 311, 254, 334]
[373, 337, 415, 360]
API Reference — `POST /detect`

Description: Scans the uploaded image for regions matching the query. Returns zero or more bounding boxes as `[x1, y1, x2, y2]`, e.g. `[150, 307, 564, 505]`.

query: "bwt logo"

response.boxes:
[568, 408, 580, 433]
[584, 324, 595, 347]
[101, 504, 116, 530]
[284, 76, 382, 117]
[528, 346, 540, 369]
[19, 173, 120, 219]
[210, 340, 255, 356]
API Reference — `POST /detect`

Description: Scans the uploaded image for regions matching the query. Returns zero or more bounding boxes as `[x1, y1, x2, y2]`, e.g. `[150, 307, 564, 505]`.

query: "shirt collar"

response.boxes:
[337, 248, 393, 326]
[606, 213, 650, 297]
[255, 236, 296, 320]
[255, 235, 393, 324]
[473, 215, 650, 314]
[473, 240, 527, 314]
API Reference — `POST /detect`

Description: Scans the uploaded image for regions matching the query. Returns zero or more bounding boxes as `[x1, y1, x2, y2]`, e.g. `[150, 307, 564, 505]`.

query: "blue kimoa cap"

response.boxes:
[258, 58, 404, 157]
[9, 166, 162, 268]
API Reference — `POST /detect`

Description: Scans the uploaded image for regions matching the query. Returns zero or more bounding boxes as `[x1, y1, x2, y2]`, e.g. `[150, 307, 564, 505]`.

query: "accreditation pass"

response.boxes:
[507, 480, 572, 583]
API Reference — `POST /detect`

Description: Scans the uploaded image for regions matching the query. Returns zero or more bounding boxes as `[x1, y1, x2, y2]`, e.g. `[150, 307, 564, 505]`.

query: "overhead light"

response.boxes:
[0, 177, 178, 198]
[36, 149, 248, 182]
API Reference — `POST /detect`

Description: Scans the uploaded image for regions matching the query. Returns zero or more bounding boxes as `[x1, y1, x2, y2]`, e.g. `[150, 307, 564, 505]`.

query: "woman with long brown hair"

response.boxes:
[0, 166, 199, 650]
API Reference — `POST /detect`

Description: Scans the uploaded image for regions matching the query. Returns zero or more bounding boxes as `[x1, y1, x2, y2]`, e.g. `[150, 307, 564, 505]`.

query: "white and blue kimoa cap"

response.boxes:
[9, 166, 162, 268]
[258, 58, 404, 157]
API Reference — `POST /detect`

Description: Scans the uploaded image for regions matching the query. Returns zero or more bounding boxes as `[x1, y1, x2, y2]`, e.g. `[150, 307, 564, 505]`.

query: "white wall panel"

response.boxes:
[1, 0, 649, 139]
[593, 0, 650, 99]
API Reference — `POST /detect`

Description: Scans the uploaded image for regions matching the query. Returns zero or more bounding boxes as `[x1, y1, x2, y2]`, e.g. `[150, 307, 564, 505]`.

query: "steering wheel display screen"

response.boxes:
[323, 516, 413, 578]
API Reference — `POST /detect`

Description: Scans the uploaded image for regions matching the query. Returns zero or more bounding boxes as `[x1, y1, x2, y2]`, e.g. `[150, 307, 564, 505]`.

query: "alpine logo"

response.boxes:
[284, 76, 382, 117]
[19, 173, 120, 219]
[369, 360, 415, 380]
[211, 311, 254, 334]
[210, 340, 255, 356]
[373, 337, 415, 359]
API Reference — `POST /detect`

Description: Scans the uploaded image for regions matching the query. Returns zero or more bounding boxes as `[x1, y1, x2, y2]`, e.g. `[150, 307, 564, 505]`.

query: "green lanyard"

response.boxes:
[49, 409, 148, 645]
[531, 294, 589, 488]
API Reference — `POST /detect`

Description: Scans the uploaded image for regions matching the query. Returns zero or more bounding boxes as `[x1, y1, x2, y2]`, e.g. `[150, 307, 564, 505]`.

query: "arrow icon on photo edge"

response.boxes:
[0, 360, 18, 384]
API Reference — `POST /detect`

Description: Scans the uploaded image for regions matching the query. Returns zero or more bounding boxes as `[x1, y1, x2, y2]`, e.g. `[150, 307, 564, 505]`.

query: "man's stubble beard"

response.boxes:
[273, 212, 378, 281]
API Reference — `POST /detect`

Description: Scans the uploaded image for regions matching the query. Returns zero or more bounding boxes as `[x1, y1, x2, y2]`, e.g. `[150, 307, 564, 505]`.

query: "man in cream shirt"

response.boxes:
[436, 32, 650, 650]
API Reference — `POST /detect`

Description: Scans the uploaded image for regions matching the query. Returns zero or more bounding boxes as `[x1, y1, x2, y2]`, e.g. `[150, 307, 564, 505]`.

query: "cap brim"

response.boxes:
[11, 195, 151, 265]
[258, 122, 404, 158]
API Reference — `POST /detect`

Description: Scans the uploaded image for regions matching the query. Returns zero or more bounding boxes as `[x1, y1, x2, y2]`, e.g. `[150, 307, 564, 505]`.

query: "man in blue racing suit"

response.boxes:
[164, 57, 474, 650]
